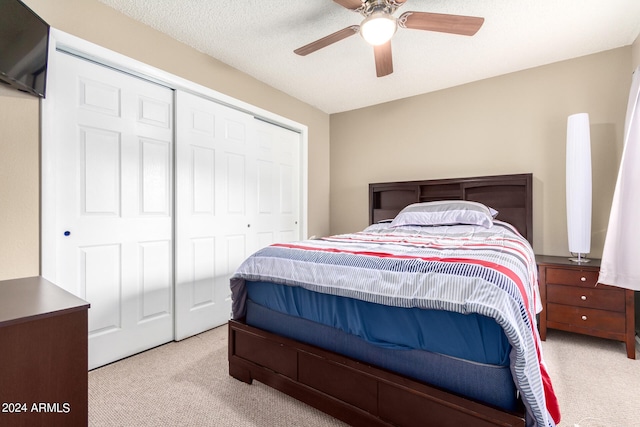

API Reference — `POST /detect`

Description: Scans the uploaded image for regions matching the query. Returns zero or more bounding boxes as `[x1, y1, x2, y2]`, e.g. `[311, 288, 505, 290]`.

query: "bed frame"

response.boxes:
[228, 173, 533, 427]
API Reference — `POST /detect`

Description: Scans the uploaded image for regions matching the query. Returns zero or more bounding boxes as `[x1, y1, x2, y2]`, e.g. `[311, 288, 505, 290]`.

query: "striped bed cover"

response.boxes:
[230, 220, 560, 427]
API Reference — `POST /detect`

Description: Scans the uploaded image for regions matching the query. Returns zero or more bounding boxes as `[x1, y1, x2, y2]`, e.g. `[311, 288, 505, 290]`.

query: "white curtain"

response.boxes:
[599, 66, 640, 290]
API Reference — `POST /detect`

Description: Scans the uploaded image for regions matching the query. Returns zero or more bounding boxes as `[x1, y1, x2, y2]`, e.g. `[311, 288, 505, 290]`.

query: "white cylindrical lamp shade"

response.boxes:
[566, 113, 592, 255]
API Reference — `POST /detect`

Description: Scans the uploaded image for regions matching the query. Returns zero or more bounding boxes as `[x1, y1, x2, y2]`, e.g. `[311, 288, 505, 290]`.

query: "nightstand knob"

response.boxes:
[581, 315, 588, 321]
[581, 295, 587, 301]
[580, 276, 587, 282]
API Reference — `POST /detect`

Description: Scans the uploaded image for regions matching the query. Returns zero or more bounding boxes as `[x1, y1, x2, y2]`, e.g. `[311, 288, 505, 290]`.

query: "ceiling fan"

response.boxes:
[294, 0, 484, 77]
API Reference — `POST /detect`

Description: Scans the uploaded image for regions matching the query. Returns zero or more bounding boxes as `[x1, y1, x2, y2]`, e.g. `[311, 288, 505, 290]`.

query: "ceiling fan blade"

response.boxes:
[294, 26, 359, 56]
[374, 42, 393, 77]
[398, 11, 484, 36]
[333, 0, 364, 11]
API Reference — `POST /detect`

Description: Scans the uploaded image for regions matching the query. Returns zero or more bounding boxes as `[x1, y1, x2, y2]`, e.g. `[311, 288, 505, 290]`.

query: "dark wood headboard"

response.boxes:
[369, 173, 533, 244]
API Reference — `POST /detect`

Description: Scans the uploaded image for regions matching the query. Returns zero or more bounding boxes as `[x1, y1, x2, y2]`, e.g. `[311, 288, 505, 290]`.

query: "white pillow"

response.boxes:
[390, 200, 496, 228]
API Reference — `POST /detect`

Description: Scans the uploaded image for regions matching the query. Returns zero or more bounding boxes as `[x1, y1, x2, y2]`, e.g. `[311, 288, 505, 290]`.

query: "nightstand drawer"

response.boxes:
[546, 284, 625, 312]
[545, 268, 599, 287]
[547, 303, 626, 334]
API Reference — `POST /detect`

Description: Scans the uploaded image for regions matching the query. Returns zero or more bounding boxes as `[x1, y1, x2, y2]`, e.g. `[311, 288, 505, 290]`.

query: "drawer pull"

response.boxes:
[581, 295, 587, 301]
[580, 276, 587, 282]
[581, 315, 587, 321]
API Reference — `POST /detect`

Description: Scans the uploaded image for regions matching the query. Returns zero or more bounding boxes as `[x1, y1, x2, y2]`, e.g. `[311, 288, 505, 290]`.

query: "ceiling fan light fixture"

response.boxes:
[360, 11, 397, 45]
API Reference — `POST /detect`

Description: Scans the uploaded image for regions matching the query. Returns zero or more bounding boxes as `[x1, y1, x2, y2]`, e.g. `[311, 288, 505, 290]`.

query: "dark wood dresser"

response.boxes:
[537, 255, 636, 359]
[0, 276, 90, 426]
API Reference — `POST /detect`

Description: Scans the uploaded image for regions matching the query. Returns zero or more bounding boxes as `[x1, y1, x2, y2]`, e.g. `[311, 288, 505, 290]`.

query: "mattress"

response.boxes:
[246, 280, 511, 366]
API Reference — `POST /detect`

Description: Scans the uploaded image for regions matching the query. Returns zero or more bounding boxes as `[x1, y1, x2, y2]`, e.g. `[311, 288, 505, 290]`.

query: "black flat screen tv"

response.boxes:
[0, 0, 50, 98]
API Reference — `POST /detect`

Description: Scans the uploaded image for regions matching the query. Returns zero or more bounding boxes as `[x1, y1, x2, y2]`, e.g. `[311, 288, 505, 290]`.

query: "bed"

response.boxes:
[228, 173, 560, 427]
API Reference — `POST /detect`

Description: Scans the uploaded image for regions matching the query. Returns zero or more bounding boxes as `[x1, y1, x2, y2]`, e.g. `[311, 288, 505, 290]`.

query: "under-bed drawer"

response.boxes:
[379, 382, 507, 427]
[231, 328, 297, 379]
[299, 351, 378, 415]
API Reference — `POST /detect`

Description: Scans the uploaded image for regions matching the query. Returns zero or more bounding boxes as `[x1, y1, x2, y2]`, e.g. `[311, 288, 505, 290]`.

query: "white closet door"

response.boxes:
[51, 52, 174, 369]
[253, 119, 301, 247]
[175, 91, 301, 339]
[175, 91, 254, 339]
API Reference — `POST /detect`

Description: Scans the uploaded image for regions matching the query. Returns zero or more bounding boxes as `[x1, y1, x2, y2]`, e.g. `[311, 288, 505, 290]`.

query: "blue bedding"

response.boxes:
[246, 280, 511, 366]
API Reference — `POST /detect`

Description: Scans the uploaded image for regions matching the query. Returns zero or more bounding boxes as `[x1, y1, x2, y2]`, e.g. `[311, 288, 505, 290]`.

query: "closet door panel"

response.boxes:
[81, 127, 121, 215]
[175, 91, 302, 340]
[191, 237, 216, 307]
[50, 51, 174, 369]
[254, 120, 301, 245]
[139, 240, 172, 320]
[175, 91, 256, 339]
[192, 146, 216, 214]
[82, 244, 121, 334]
[140, 139, 171, 215]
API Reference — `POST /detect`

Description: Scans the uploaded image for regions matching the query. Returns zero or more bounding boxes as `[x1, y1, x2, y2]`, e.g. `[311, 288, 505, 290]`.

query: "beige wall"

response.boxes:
[0, 0, 331, 281]
[330, 47, 632, 258]
[0, 91, 41, 279]
[633, 33, 640, 70]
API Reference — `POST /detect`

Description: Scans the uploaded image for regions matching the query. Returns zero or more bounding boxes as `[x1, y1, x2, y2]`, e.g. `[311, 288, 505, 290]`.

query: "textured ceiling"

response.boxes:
[98, 0, 640, 114]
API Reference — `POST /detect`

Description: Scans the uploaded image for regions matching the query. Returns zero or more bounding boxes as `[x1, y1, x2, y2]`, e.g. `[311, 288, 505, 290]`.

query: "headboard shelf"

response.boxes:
[418, 183, 461, 202]
[369, 173, 533, 244]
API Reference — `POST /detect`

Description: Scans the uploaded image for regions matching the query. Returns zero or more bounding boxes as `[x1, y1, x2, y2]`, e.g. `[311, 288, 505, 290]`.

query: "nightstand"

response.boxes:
[537, 255, 636, 359]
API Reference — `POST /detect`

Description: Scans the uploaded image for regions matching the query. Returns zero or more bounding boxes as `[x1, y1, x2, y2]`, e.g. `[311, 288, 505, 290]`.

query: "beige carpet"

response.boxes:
[540, 330, 640, 427]
[89, 326, 346, 427]
[89, 326, 639, 427]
